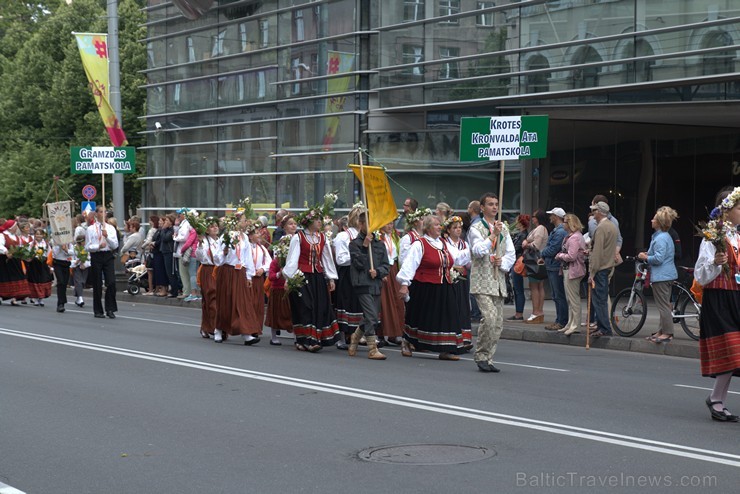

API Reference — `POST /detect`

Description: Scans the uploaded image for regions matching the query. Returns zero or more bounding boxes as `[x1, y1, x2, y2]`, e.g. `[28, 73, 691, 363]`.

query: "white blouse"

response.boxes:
[381, 234, 398, 265]
[52, 242, 74, 262]
[251, 242, 272, 274]
[694, 232, 740, 286]
[396, 235, 463, 286]
[218, 232, 255, 280]
[283, 230, 338, 280]
[196, 236, 221, 266]
[398, 231, 420, 267]
[445, 237, 471, 269]
[333, 227, 358, 267]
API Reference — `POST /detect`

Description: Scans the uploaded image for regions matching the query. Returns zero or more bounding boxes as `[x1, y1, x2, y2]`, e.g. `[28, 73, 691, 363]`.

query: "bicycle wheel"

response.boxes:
[678, 295, 701, 341]
[610, 288, 647, 337]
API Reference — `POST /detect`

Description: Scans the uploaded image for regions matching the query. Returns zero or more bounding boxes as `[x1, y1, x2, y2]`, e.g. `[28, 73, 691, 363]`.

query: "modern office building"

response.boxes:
[142, 0, 740, 259]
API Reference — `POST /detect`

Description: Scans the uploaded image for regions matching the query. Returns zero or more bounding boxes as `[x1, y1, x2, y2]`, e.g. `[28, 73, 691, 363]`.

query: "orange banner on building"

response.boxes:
[349, 164, 397, 233]
[74, 33, 128, 147]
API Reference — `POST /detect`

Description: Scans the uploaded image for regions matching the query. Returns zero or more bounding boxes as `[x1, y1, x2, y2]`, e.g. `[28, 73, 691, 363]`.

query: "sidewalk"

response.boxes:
[118, 292, 700, 360]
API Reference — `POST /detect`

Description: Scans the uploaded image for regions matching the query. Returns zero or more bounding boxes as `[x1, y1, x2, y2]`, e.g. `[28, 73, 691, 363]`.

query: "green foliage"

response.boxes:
[0, 0, 146, 218]
[449, 28, 511, 101]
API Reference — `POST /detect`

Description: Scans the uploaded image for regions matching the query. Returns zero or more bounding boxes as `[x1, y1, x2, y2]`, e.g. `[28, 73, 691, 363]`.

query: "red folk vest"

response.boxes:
[413, 237, 453, 285]
[705, 239, 740, 291]
[297, 230, 325, 274]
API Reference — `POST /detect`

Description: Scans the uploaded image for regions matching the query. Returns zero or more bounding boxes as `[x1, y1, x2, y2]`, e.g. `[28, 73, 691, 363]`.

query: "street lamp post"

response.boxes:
[107, 0, 126, 221]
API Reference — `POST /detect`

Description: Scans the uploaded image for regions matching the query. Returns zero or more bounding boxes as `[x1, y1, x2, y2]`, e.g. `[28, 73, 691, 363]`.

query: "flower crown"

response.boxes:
[709, 186, 740, 220]
[443, 215, 463, 230]
[298, 192, 337, 227]
[406, 207, 432, 225]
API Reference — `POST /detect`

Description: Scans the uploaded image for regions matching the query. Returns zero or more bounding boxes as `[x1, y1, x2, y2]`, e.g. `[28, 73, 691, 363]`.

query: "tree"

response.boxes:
[0, 0, 146, 219]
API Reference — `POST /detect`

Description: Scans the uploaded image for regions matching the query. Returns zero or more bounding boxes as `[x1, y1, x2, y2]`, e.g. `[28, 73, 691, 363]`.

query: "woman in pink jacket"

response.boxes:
[555, 214, 587, 336]
[180, 226, 200, 302]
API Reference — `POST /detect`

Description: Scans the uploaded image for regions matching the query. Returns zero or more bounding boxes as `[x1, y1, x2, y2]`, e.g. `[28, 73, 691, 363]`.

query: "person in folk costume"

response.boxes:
[283, 199, 340, 353]
[266, 214, 298, 346]
[27, 228, 54, 307]
[694, 187, 740, 422]
[213, 212, 257, 345]
[398, 207, 432, 267]
[378, 221, 404, 345]
[333, 205, 366, 349]
[17, 222, 34, 305]
[347, 212, 391, 360]
[195, 217, 221, 339]
[397, 215, 470, 360]
[51, 234, 75, 313]
[71, 234, 90, 307]
[0, 220, 32, 305]
[443, 215, 474, 351]
[468, 192, 516, 373]
[246, 220, 272, 341]
[85, 207, 119, 318]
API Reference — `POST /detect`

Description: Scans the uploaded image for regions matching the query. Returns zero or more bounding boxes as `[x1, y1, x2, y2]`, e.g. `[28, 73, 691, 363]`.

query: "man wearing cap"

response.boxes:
[173, 208, 191, 299]
[542, 207, 568, 330]
[589, 201, 618, 337]
[85, 206, 119, 318]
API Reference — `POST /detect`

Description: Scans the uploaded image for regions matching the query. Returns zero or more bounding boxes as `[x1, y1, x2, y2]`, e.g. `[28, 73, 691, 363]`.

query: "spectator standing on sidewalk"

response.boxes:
[555, 214, 587, 335]
[588, 202, 618, 337]
[173, 208, 192, 298]
[507, 214, 529, 321]
[522, 209, 548, 324]
[542, 208, 568, 331]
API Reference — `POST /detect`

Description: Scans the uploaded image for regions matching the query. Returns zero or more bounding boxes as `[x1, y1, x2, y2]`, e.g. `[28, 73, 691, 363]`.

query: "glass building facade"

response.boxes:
[143, 0, 740, 262]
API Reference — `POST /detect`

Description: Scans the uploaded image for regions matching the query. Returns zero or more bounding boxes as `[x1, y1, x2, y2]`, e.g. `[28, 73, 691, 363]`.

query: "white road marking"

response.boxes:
[379, 346, 570, 372]
[0, 481, 26, 494]
[65, 309, 200, 327]
[2, 327, 739, 468]
[674, 384, 740, 395]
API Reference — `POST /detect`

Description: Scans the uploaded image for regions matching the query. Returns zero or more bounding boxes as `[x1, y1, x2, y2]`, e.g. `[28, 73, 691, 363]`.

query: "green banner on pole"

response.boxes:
[459, 116, 549, 161]
[70, 146, 136, 174]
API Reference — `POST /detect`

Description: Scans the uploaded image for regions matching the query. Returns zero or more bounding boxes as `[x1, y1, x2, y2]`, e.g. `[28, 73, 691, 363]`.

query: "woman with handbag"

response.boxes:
[555, 214, 587, 335]
[507, 214, 530, 321]
[522, 209, 549, 323]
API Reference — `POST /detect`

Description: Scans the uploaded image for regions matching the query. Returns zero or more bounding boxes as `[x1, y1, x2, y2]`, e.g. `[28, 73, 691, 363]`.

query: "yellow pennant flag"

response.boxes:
[349, 164, 398, 233]
[74, 33, 128, 146]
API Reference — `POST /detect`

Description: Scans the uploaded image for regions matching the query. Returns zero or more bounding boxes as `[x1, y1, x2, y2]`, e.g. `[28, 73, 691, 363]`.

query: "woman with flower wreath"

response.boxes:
[333, 205, 365, 349]
[283, 203, 340, 352]
[397, 215, 469, 360]
[246, 220, 272, 341]
[213, 212, 257, 344]
[0, 220, 32, 305]
[26, 228, 53, 307]
[195, 218, 221, 339]
[443, 215, 473, 350]
[378, 221, 404, 345]
[694, 187, 740, 422]
[266, 215, 298, 345]
[398, 207, 432, 267]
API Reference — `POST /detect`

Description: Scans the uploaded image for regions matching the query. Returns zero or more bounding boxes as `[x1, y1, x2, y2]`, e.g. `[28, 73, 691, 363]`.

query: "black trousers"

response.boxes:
[90, 251, 117, 314]
[162, 252, 180, 296]
[53, 260, 71, 306]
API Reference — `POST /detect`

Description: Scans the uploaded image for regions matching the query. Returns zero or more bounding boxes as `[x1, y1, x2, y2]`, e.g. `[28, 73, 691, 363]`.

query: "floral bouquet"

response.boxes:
[272, 235, 291, 266]
[236, 197, 254, 219]
[74, 244, 89, 265]
[186, 209, 208, 236]
[8, 244, 33, 261]
[450, 267, 466, 284]
[33, 246, 46, 262]
[284, 270, 307, 298]
[697, 207, 734, 278]
[221, 215, 241, 251]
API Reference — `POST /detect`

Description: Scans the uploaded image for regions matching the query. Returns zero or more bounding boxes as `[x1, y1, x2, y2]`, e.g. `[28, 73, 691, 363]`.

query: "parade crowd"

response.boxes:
[0, 187, 738, 422]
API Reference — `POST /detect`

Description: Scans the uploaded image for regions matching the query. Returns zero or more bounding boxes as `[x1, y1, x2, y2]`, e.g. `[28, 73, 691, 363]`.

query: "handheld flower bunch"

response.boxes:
[284, 269, 307, 298]
[8, 244, 33, 261]
[185, 209, 208, 236]
[698, 186, 740, 277]
[236, 196, 254, 220]
[405, 207, 433, 229]
[450, 267, 466, 284]
[74, 243, 89, 265]
[272, 235, 291, 266]
[33, 245, 46, 262]
[220, 215, 241, 251]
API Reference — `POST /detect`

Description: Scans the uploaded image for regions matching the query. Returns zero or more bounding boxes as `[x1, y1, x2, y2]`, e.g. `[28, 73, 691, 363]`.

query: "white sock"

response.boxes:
[244, 334, 255, 342]
[214, 329, 223, 341]
[710, 374, 733, 411]
[271, 329, 279, 342]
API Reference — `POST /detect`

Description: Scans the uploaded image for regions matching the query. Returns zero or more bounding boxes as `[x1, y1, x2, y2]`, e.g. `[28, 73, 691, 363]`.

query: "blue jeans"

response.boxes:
[591, 269, 612, 334]
[510, 270, 525, 314]
[547, 270, 568, 326]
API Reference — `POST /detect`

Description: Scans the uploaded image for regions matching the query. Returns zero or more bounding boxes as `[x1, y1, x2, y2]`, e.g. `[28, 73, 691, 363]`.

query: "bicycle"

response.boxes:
[609, 256, 701, 340]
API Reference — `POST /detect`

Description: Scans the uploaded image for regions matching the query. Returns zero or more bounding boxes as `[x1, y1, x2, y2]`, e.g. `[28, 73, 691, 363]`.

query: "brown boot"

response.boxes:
[348, 329, 363, 357]
[366, 336, 387, 360]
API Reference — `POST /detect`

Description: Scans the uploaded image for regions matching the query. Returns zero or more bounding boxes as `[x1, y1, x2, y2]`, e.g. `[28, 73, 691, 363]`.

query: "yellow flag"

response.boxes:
[74, 33, 128, 146]
[349, 164, 398, 233]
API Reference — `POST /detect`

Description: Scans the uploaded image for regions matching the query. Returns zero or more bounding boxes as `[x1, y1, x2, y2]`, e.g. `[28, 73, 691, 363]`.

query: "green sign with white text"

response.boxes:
[70, 146, 136, 174]
[459, 116, 549, 161]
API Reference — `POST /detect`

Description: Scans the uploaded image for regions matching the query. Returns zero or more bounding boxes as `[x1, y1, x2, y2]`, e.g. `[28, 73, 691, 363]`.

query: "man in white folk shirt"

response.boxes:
[85, 206, 119, 319]
[468, 192, 515, 373]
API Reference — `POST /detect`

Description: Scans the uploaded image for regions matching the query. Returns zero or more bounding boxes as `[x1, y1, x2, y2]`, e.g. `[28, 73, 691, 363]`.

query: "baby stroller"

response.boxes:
[125, 252, 148, 295]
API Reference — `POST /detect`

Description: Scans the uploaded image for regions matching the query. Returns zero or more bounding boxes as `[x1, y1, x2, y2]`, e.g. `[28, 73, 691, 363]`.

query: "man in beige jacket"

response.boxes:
[588, 201, 618, 337]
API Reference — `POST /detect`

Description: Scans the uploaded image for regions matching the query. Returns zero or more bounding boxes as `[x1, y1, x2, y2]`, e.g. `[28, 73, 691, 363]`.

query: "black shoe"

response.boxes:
[94, 313, 105, 318]
[75, 301, 84, 307]
[706, 397, 731, 422]
[106, 311, 116, 319]
[56, 306, 65, 313]
[376, 339, 387, 348]
[336, 342, 348, 350]
[476, 361, 499, 373]
[244, 338, 259, 346]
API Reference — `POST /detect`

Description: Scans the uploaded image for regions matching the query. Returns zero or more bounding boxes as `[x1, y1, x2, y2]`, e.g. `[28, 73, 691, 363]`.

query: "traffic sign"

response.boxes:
[82, 184, 97, 200]
[81, 201, 96, 214]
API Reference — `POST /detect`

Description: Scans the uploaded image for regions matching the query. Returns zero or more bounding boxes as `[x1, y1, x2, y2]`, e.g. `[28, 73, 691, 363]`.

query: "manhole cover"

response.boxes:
[358, 444, 496, 465]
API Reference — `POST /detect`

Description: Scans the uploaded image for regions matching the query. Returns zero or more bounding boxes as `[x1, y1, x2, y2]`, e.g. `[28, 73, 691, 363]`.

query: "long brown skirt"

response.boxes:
[247, 274, 265, 335]
[379, 263, 405, 338]
[199, 264, 217, 334]
[266, 286, 293, 332]
[215, 265, 255, 337]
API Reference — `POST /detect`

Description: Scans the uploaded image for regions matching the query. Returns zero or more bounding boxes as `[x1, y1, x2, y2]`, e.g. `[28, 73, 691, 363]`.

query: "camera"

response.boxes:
[154, 121, 163, 130]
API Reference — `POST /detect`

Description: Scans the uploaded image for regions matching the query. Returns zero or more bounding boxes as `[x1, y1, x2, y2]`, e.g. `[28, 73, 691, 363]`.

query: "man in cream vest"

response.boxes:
[468, 192, 516, 372]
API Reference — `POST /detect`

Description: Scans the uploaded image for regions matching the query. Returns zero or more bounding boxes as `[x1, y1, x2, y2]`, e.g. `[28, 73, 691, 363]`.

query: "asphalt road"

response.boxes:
[1, 297, 738, 494]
